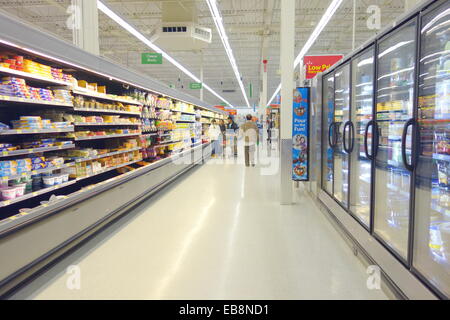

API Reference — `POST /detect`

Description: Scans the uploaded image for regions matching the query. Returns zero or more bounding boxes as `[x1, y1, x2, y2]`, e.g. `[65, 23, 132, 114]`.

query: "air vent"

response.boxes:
[193, 27, 212, 42]
[153, 22, 212, 51]
[162, 26, 188, 33]
[223, 89, 236, 93]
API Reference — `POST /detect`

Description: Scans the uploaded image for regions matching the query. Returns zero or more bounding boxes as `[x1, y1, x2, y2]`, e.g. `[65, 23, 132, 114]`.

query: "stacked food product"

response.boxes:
[0, 77, 73, 103]
[173, 102, 195, 114]
[0, 169, 71, 201]
[69, 114, 139, 124]
[73, 95, 141, 113]
[0, 139, 72, 152]
[156, 98, 172, 110]
[53, 89, 73, 104]
[65, 128, 141, 139]
[67, 150, 142, 179]
[179, 114, 195, 122]
[7, 116, 71, 130]
[0, 54, 24, 71]
[59, 138, 140, 161]
[155, 120, 175, 131]
[0, 77, 30, 98]
[0, 155, 66, 178]
[21, 60, 74, 83]
[76, 80, 140, 103]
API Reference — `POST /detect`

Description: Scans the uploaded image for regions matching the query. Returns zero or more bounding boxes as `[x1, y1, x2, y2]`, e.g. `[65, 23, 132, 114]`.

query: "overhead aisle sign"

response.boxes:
[292, 87, 310, 181]
[141, 53, 163, 64]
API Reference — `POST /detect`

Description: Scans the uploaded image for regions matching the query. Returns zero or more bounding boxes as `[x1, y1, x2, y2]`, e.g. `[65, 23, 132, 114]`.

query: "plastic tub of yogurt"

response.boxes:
[1, 188, 17, 200]
[42, 176, 55, 187]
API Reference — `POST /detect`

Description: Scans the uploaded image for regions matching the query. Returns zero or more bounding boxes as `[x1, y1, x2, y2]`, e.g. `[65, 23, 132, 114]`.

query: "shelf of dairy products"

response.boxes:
[0, 143, 75, 158]
[0, 179, 76, 208]
[1, 162, 75, 182]
[76, 159, 142, 181]
[72, 88, 141, 106]
[72, 107, 141, 116]
[0, 66, 73, 87]
[0, 95, 73, 107]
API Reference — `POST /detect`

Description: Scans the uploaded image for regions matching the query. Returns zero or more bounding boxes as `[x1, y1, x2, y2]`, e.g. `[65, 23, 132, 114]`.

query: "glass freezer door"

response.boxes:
[322, 74, 335, 195]
[373, 20, 417, 260]
[333, 64, 351, 207]
[349, 47, 375, 227]
[413, 1, 450, 298]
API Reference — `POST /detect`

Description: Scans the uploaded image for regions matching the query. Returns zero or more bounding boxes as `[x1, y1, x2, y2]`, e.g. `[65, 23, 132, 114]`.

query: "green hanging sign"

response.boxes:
[141, 53, 163, 64]
[190, 82, 203, 90]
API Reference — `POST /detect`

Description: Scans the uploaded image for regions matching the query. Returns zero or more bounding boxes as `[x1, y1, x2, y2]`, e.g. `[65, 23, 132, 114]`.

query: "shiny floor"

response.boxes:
[10, 143, 391, 300]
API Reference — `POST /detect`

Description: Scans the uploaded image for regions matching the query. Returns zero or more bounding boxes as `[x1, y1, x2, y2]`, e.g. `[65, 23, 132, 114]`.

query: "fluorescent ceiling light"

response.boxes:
[267, 0, 343, 106]
[206, 0, 250, 108]
[97, 0, 233, 107]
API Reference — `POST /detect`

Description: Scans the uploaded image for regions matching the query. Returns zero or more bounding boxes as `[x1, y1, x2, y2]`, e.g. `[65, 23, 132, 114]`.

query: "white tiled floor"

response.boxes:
[10, 143, 391, 300]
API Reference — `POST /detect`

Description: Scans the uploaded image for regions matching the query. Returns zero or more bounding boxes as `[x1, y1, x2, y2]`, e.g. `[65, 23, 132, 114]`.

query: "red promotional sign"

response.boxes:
[304, 55, 343, 79]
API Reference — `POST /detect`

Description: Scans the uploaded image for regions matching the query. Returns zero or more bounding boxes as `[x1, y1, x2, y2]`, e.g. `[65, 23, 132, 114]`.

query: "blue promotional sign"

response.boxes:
[292, 87, 310, 181]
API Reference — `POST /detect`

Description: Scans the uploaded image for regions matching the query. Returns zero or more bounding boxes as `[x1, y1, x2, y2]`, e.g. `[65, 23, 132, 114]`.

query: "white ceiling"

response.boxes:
[0, 0, 411, 107]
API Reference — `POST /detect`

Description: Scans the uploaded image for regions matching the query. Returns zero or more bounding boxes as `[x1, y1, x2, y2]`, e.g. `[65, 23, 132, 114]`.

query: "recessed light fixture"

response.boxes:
[267, 0, 343, 105]
[206, 0, 250, 108]
[97, 0, 234, 107]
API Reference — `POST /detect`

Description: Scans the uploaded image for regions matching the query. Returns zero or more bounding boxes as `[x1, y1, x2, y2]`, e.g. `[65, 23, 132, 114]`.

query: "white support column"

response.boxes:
[200, 51, 204, 101]
[261, 58, 268, 119]
[280, 0, 295, 205]
[72, 0, 100, 55]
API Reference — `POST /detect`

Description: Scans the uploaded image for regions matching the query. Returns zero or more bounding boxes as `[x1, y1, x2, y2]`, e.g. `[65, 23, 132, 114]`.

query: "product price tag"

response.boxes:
[16, 130, 22, 134]
[32, 171, 37, 175]
[33, 192, 38, 196]
[2, 177, 8, 182]
[9, 216, 16, 220]
[21, 173, 26, 177]
[28, 149, 33, 153]
[42, 203, 48, 208]
[3, 200, 11, 206]
[2, 151, 8, 156]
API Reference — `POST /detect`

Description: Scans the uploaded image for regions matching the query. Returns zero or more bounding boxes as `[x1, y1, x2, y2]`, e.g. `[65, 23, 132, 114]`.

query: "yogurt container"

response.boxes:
[61, 174, 69, 183]
[54, 175, 63, 185]
[42, 176, 55, 187]
[1, 188, 17, 200]
[14, 185, 26, 197]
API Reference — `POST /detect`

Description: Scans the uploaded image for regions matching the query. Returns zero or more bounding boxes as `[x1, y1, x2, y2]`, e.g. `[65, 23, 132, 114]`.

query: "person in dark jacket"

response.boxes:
[226, 116, 239, 157]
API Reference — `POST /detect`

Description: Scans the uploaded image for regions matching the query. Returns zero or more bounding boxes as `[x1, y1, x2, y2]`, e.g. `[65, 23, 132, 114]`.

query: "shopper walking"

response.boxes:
[226, 116, 239, 157]
[240, 114, 259, 167]
[209, 120, 222, 158]
[219, 119, 226, 156]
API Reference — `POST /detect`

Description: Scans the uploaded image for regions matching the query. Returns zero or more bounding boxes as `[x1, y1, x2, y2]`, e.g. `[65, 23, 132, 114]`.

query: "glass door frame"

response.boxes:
[409, 0, 450, 300]
[321, 72, 336, 198]
[347, 45, 377, 233]
[332, 63, 352, 210]
[371, 15, 421, 267]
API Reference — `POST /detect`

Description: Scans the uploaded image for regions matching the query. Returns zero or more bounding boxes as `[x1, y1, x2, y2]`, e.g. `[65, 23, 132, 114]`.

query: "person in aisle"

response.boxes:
[209, 120, 222, 158]
[226, 116, 239, 157]
[219, 119, 227, 156]
[193, 114, 202, 145]
[240, 114, 260, 167]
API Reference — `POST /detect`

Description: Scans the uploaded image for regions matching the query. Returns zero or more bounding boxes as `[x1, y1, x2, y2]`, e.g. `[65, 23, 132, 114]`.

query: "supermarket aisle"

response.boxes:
[10, 143, 390, 300]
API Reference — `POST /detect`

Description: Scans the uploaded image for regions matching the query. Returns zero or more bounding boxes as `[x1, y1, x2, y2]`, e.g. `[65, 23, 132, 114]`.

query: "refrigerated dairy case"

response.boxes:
[310, 0, 450, 299]
[0, 12, 222, 297]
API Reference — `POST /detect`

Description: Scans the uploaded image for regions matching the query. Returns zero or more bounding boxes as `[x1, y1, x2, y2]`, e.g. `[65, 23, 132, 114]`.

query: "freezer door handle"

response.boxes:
[402, 118, 415, 172]
[328, 122, 336, 147]
[364, 120, 374, 160]
[343, 121, 355, 154]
